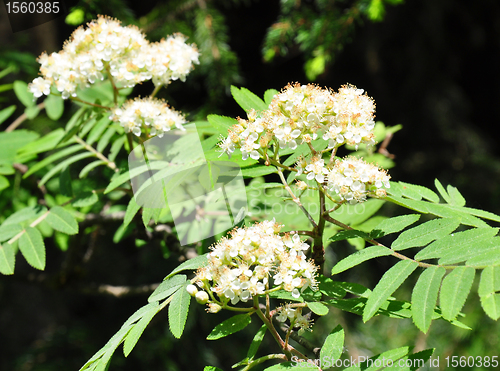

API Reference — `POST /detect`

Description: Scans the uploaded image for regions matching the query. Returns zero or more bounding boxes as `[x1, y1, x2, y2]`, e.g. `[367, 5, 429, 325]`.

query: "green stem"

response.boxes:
[222, 305, 255, 312]
[70, 96, 111, 110]
[127, 132, 135, 153]
[241, 354, 287, 371]
[104, 63, 119, 105]
[74, 136, 118, 172]
[151, 84, 162, 98]
[5, 102, 45, 132]
[253, 297, 290, 359]
[322, 213, 466, 270]
[276, 167, 317, 229]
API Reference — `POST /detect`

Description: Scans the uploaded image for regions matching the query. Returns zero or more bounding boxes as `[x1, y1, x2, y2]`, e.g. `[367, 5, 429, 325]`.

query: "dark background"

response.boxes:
[1, 0, 500, 370]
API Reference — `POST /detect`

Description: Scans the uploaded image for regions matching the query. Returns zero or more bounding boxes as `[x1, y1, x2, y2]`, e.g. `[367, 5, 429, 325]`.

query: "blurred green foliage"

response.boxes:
[1, 1, 499, 370]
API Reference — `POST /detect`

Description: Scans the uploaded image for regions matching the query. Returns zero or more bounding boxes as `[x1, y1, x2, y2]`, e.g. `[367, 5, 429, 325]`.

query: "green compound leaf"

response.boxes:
[72, 191, 99, 208]
[434, 179, 451, 204]
[317, 276, 347, 299]
[320, 325, 344, 365]
[389, 182, 440, 203]
[45, 94, 65, 120]
[0, 223, 23, 242]
[19, 227, 46, 270]
[247, 324, 267, 360]
[148, 275, 187, 303]
[241, 165, 278, 178]
[363, 260, 418, 322]
[79, 160, 106, 178]
[87, 116, 111, 145]
[447, 184, 466, 206]
[122, 302, 159, 328]
[13, 80, 35, 107]
[0, 242, 15, 275]
[45, 206, 79, 235]
[123, 301, 159, 357]
[39, 152, 94, 186]
[411, 266, 446, 333]
[207, 114, 238, 136]
[438, 239, 500, 266]
[0, 105, 16, 125]
[306, 301, 329, 316]
[230, 86, 268, 112]
[386, 348, 435, 371]
[204, 367, 224, 371]
[330, 229, 370, 242]
[97, 126, 116, 152]
[466, 247, 500, 267]
[478, 266, 500, 297]
[2, 205, 47, 226]
[0, 175, 9, 192]
[343, 346, 410, 371]
[18, 128, 65, 156]
[79, 322, 134, 371]
[168, 282, 191, 339]
[123, 197, 141, 229]
[165, 254, 208, 279]
[207, 313, 252, 340]
[372, 214, 420, 237]
[331, 245, 392, 275]
[439, 266, 475, 321]
[24, 144, 83, 178]
[385, 196, 487, 228]
[480, 294, 500, 321]
[391, 218, 461, 251]
[59, 167, 73, 197]
[478, 266, 500, 320]
[414, 227, 498, 261]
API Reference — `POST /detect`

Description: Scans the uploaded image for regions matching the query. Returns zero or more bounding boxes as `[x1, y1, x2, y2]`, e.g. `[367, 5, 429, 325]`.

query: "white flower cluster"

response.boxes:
[109, 98, 186, 137]
[276, 305, 313, 335]
[29, 16, 199, 99]
[322, 84, 376, 148]
[218, 83, 376, 159]
[191, 220, 318, 307]
[327, 156, 391, 204]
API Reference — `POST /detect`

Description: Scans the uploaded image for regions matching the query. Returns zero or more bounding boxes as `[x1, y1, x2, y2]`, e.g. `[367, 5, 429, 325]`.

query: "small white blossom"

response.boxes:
[327, 156, 391, 204]
[218, 82, 377, 160]
[186, 284, 198, 296]
[110, 97, 186, 137]
[29, 16, 199, 100]
[192, 220, 319, 309]
[305, 157, 329, 183]
[29, 77, 52, 98]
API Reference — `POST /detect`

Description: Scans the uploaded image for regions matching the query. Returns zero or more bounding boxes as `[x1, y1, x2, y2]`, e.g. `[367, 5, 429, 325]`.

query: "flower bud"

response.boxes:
[296, 180, 308, 191]
[186, 284, 198, 296]
[195, 291, 209, 304]
[207, 303, 222, 313]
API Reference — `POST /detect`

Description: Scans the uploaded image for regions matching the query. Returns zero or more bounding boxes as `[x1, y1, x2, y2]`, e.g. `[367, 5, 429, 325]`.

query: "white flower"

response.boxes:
[193, 220, 318, 309]
[327, 156, 390, 204]
[110, 97, 186, 137]
[305, 157, 329, 183]
[28, 77, 52, 98]
[29, 16, 199, 100]
[195, 291, 209, 304]
[218, 136, 236, 158]
[186, 284, 198, 296]
[274, 126, 301, 149]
